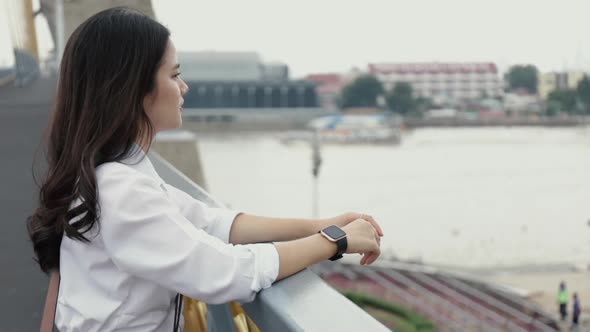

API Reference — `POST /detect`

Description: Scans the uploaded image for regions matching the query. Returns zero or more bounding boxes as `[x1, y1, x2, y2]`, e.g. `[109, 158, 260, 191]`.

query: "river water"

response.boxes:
[196, 127, 590, 268]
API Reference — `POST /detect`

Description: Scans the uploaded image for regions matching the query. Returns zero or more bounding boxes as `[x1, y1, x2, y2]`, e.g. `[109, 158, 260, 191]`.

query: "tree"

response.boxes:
[414, 96, 434, 113]
[547, 89, 578, 114]
[505, 65, 539, 94]
[545, 100, 561, 117]
[386, 82, 415, 115]
[576, 75, 590, 114]
[339, 75, 384, 108]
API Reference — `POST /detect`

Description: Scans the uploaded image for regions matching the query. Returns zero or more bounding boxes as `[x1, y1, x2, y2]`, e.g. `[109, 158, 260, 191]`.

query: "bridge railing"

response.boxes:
[150, 151, 389, 332]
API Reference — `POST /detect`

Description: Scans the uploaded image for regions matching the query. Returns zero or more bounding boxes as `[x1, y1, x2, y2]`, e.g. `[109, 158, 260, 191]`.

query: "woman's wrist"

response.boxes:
[314, 233, 339, 257]
[274, 233, 338, 280]
[310, 218, 325, 235]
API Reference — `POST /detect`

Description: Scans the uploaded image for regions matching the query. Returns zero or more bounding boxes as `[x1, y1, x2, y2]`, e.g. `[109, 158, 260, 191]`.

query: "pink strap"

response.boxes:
[41, 271, 60, 332]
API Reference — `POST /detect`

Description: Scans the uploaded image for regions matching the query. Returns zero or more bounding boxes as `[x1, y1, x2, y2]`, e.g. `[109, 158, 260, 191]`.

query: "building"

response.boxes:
[183, 80, 318, 109]
[179, 51, 264, 82]
[305, 73, 344, 110]
[504, 89, 542, 115]
[179, 51, 318, 109]
[538, 71, 587, 99]
[368, 62, 503, 102]
[262, 62, 290, 82]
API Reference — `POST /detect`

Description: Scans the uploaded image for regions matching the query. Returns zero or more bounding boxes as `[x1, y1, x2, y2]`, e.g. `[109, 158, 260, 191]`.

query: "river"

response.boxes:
[196, 127, 590, 268]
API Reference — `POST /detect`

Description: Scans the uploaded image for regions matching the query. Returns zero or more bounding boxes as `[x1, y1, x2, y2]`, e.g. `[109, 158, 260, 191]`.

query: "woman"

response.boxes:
[28, 7, 383, 331]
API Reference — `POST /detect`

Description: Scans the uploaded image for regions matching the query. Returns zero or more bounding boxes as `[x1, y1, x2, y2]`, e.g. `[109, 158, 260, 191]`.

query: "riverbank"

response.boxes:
[379, 258, 590, 321]
[372, 259, 589, 329]
[181, 112, 590, 132]
[481, 270, 590, 329]
[405, 116, 590, 128]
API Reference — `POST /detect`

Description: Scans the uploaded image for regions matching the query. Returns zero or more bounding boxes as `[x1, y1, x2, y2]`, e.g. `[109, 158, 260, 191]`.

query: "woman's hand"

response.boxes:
[317, 212, 383, 265]
[341, 219, 381, 265]
[273, 212, 383, 280]
[318, 212, 384, 237]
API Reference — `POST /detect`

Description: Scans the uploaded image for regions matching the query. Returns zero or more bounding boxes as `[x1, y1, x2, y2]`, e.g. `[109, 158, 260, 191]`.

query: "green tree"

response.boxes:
[414, 96, 434, 113]
[547, 89, 578, 114]
[576, 75, 590, 114]
[545, 100, 561, 117]
[339, 75, 384, 108]
[506, 65, 539, 94]
[386, 82, 415, 115]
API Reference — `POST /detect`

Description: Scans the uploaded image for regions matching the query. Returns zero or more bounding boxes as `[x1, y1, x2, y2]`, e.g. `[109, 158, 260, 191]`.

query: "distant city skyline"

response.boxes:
[2, 0, 590, 77]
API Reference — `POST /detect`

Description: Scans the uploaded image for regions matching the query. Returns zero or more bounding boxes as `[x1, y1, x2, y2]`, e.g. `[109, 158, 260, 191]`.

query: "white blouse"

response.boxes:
[55, 149, 279, 331]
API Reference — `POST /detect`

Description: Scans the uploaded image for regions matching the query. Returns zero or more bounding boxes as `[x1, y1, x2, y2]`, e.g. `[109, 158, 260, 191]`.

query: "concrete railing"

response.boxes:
[149, 152, 389, 332]
[0, 69, 16, 87]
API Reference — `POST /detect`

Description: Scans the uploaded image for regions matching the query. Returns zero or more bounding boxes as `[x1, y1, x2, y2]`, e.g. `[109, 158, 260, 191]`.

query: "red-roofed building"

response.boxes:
[368, 62, 503, 101]
[305, 73, 345, 110]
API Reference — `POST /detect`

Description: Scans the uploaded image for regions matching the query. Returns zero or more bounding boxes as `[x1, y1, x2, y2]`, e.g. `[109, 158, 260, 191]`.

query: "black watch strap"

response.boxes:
[329, 236, 347, 261]
[318, 226, 348, 261]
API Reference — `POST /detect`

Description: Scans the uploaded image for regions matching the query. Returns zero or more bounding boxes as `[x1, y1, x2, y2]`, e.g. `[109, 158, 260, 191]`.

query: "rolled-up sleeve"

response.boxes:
[96, 164, 279, 304]
[165, 185, 238, 243]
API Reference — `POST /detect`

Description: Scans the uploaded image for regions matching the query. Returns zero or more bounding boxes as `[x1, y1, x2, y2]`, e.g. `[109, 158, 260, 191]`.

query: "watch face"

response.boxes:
[322, 225, 346, 240]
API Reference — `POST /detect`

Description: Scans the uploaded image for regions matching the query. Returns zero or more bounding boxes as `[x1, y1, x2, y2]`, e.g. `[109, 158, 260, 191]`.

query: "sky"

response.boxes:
[2, 0, 590, 77]
[151, 0, 590, 77]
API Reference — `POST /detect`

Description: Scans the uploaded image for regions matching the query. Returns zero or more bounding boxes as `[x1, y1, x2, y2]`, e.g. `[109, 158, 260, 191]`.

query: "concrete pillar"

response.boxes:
[247, 87, 255, 108]
[280, 86, 289, 107]
[64, 0, 155, 41]
[231, 85, 239, 108]
[297, 86, 305, 108]
[214, 85, 223, 108]
[264, 86, 272, 108]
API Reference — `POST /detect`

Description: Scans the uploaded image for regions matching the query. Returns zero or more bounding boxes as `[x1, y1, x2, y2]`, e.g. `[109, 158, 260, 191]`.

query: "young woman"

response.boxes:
[27, 7, 383, 331]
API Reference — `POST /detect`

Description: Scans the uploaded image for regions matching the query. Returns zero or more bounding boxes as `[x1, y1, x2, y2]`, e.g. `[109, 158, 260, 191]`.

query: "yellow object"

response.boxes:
[183, 298, 262, 332]
[183, 297, 208, 332]
[4, 0, 40, 59]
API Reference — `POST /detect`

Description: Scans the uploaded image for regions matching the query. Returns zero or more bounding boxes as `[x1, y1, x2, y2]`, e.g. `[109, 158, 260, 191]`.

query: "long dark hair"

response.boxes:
[27, 7, 170, 273]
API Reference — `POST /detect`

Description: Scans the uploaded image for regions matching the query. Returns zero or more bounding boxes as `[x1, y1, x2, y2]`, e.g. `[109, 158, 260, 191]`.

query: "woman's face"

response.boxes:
[143, 39, 188, 133]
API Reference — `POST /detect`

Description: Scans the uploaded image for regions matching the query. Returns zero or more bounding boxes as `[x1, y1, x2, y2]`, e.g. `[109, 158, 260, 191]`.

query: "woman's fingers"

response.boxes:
[360, 254, 369, 265]
[360, 251, 379, 265]
[359, 231, 381, 265]
[364, 249, 381, 265]
[363, 215, 384, 237]
[346, 218, 381, 264]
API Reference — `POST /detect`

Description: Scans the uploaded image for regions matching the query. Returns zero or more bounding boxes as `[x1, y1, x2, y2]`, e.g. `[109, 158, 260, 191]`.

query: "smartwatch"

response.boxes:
[319, 225, 348, 261]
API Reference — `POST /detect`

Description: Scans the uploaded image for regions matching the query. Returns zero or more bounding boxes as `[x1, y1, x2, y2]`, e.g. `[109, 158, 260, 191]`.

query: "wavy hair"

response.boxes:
[27, 7, 170, 273]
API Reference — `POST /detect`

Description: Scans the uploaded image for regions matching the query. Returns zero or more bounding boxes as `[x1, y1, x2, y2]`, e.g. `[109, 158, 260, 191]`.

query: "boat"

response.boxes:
[282, 113, 402, 145]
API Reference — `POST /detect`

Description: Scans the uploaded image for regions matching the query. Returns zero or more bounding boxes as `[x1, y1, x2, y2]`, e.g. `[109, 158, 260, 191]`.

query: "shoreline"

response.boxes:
[372, 258, 590, 325]
[179, 112, 590, 133]
[481, 270, 590, 325]
[425, 260, 590, 323]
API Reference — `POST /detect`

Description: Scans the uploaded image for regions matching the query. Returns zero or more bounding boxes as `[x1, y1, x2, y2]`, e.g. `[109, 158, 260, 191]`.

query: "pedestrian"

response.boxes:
[559, 281, 569, 321]
[571, 293, 581, 330]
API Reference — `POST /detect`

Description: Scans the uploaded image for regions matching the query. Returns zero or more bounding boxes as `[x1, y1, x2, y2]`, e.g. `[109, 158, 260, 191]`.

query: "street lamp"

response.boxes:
[311, 129, 322, 218]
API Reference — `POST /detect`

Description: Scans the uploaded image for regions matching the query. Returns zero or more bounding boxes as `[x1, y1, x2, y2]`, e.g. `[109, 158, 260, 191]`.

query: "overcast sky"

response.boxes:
[2, 0, 590, 77]
[152, 0, 590, 77]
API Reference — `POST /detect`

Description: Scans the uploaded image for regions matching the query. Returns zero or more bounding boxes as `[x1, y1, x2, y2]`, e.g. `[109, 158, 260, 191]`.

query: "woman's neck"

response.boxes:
[136, 133, 154, 154]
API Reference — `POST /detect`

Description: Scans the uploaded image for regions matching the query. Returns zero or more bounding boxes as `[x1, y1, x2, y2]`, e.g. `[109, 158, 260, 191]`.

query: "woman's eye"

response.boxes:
[173, 72, 181, 78]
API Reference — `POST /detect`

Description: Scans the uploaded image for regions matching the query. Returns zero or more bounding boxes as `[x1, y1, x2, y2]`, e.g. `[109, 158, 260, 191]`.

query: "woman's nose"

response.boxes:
[180, 80, 189, 95]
